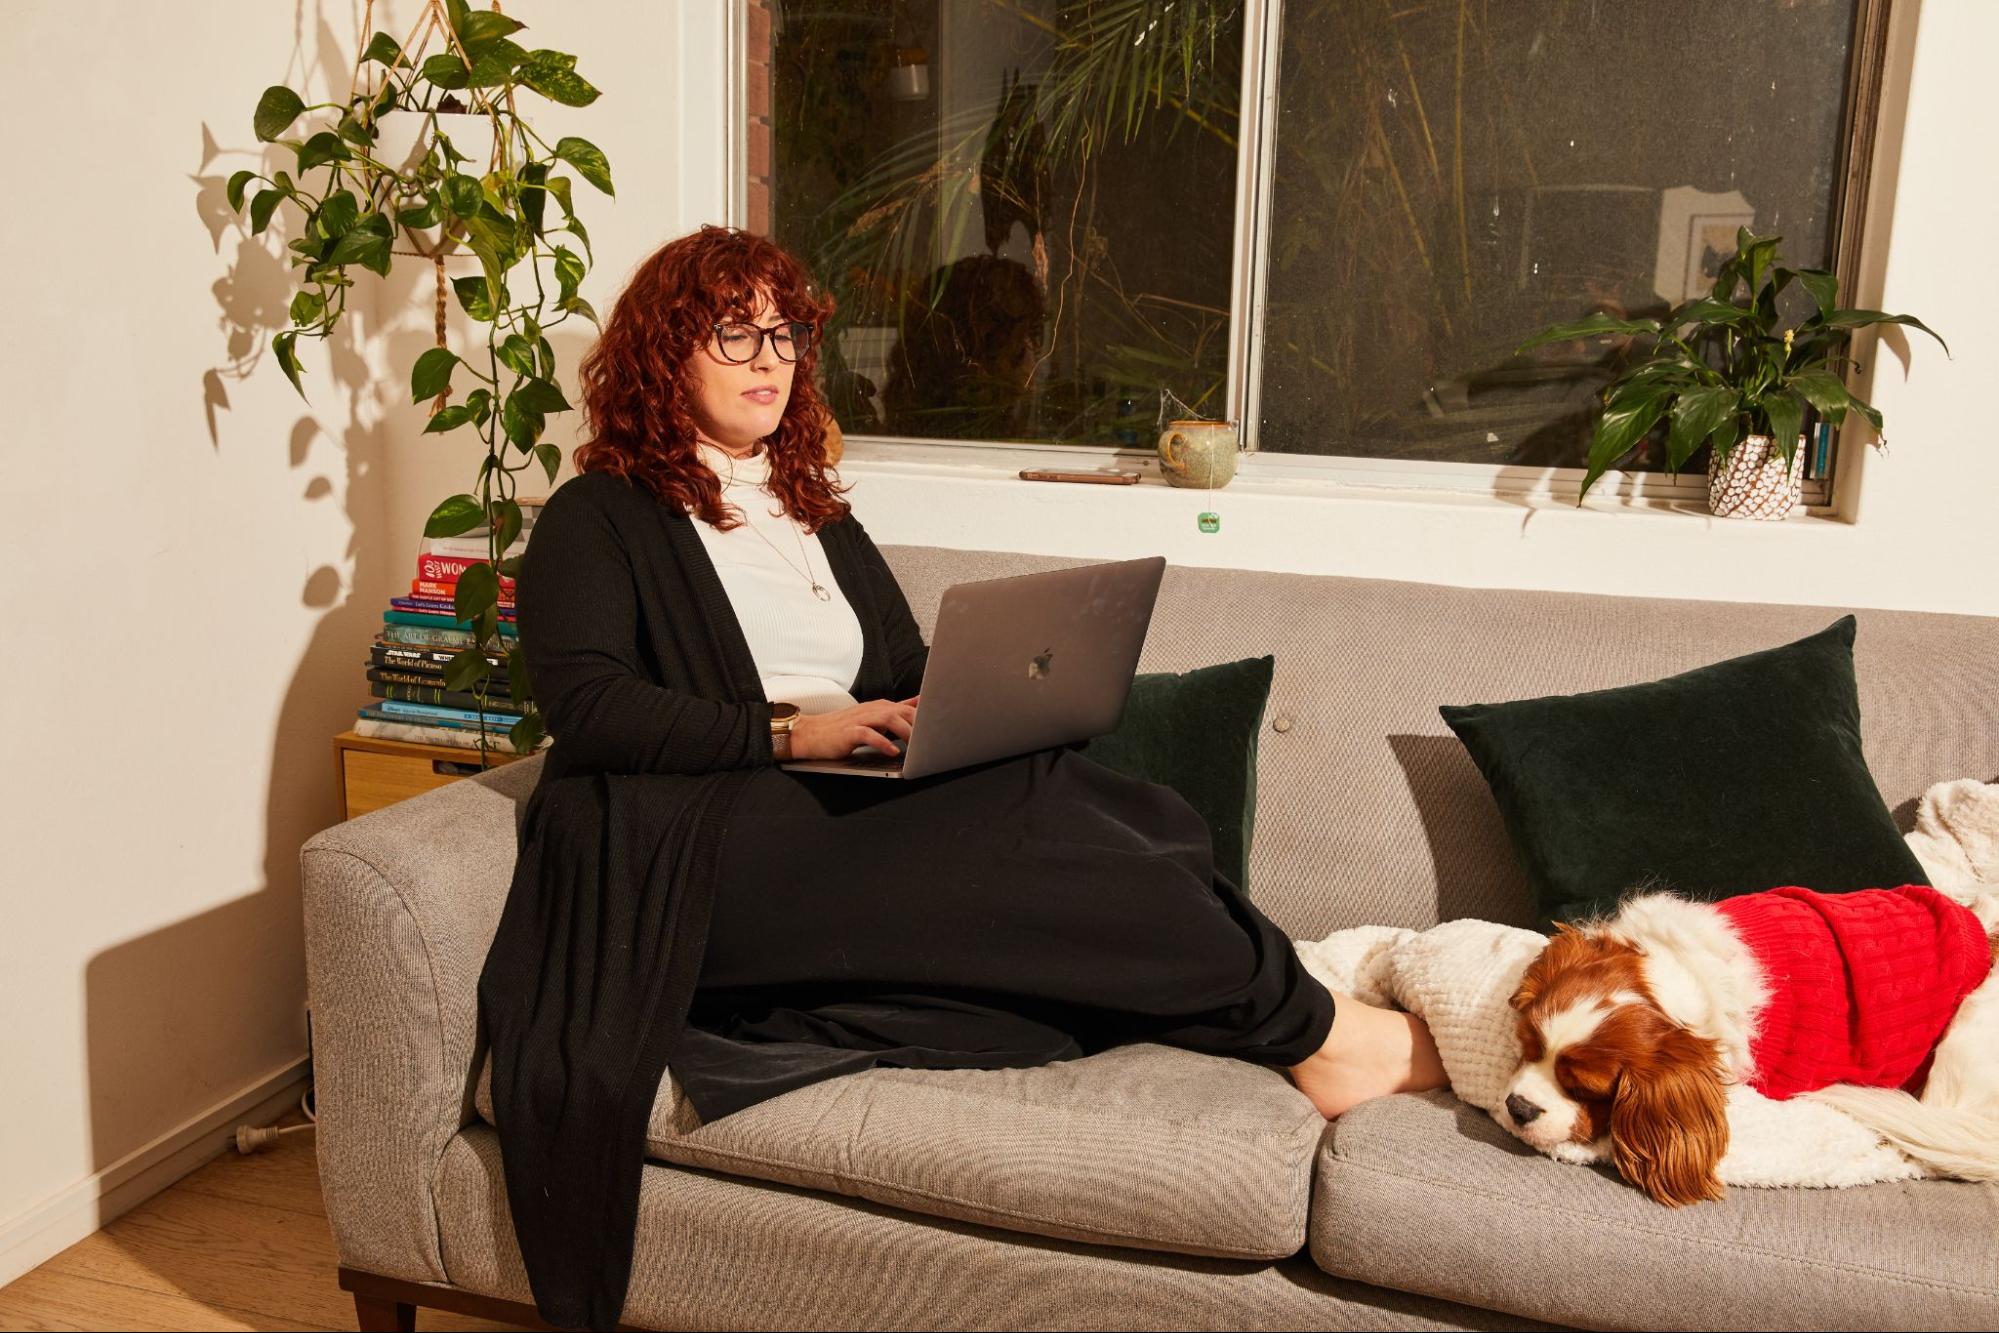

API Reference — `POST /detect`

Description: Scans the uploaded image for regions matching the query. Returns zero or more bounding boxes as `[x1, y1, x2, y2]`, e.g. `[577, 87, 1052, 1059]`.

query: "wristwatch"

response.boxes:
[769, 701, 801, 761]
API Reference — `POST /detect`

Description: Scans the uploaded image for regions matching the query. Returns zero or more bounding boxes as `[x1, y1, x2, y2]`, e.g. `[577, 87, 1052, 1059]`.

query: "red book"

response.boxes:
[416, 552, 521, 586]
[413, 578, 517, 605]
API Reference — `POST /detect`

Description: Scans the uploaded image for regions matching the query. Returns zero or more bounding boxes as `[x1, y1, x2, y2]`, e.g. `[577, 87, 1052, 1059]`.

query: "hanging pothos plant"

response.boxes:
[223, 0, 612, 758]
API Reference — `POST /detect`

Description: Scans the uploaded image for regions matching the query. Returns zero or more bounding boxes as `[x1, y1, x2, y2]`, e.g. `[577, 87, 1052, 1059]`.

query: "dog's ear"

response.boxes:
[1609, 1024, 1729, 1207]
[1509, 962, 1544, 1014]
[1511, 924, 1596, 1013]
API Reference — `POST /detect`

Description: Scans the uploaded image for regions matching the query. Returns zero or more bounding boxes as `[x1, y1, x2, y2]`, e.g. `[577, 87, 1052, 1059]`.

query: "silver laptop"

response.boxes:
[779, 555, 1166, 780]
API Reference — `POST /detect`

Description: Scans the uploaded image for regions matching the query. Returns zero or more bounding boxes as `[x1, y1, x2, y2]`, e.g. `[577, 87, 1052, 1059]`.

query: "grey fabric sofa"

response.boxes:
[301, 544, 1999, 1332]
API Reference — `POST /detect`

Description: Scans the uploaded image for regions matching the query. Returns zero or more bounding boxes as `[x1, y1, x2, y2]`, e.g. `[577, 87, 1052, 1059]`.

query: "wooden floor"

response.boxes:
[0, 1107, 528, 1332]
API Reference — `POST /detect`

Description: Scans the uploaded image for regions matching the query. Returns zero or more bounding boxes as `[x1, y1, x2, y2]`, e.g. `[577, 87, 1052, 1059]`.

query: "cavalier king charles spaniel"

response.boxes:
[1502, 883, 1999, 1206]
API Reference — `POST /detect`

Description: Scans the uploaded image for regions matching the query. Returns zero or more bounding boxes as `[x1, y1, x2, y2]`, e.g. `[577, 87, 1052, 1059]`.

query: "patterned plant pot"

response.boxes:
[1708, 433, 1806, 520]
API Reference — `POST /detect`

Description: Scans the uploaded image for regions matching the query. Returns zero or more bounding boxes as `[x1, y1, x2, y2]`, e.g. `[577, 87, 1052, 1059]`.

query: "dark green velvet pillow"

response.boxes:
[1440, 616, 1928, 929]
[1073, 654, 1275, 893]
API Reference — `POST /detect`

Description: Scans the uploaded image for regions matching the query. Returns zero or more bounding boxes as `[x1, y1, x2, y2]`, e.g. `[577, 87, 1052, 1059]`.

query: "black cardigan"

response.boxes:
[476, 469, 928, 1330]
[523, 468, 929, 784]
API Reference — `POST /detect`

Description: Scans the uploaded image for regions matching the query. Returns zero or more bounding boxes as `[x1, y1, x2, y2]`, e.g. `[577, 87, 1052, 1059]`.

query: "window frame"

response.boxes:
[742, 0, 1895, 511]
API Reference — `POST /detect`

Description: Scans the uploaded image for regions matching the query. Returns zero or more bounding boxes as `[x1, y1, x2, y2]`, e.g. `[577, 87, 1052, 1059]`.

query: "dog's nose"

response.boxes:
[1506, 1093, 1543, 1127]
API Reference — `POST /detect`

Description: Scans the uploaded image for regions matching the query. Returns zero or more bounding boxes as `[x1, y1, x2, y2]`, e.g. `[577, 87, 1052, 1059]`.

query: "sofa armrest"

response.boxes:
[300, 755, 540, 1283]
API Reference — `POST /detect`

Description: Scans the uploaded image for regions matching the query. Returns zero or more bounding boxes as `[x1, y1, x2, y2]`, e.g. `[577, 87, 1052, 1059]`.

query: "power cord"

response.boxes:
[233, 1013, 319, 1155]
[233, 1089, 317, 1154]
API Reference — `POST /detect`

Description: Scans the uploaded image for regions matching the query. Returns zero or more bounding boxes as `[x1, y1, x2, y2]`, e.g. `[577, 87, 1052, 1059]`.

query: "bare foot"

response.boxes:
[1288, 992, 1448, 1119]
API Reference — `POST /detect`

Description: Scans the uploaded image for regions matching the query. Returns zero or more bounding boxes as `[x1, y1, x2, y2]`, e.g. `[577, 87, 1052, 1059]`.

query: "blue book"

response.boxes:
[378, 699, 527, 725]
[357, 707, 523, 739]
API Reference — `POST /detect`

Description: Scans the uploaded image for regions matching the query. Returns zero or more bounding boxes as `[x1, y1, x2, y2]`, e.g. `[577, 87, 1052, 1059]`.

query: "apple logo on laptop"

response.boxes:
[1028, 647, 1054, 679]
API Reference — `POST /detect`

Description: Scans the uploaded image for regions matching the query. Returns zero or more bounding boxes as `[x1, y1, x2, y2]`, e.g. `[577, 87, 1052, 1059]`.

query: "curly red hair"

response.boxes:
[573, 225, 848, 532]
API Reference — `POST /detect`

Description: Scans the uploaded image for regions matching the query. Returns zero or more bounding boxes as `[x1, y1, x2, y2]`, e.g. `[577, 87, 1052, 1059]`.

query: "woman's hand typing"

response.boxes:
[789, 696, 919, 760]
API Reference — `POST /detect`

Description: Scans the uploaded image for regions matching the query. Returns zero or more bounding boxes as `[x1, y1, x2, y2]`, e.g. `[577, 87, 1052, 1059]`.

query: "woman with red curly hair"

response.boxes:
[478, 226, 1443, 1331]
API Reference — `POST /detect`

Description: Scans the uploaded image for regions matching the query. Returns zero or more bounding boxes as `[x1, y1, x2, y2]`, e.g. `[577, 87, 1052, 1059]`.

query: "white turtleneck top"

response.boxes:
[689, 439, 864, 714]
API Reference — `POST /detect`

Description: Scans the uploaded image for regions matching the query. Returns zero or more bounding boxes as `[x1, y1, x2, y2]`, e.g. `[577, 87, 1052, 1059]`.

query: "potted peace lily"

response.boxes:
[221, 0, 613, 756]
[1517, 227, 1947, 518]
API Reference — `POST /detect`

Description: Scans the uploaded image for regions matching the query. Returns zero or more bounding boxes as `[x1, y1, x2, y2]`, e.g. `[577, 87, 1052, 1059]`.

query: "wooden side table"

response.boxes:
[334, 729, 532, 820]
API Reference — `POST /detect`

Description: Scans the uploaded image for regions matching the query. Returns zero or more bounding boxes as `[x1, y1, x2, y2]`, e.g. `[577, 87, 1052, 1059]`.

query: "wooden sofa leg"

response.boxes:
[352, 1294, 417, 1332]
[341, 1266, 555, 1331]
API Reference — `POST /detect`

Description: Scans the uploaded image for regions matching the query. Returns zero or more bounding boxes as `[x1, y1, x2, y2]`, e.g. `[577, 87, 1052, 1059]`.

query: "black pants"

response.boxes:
[677, 745, 1335, 1115]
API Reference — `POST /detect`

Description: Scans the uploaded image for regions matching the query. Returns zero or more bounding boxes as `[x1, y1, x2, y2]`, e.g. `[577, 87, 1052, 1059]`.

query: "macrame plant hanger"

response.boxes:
[350, 0, 516, 418]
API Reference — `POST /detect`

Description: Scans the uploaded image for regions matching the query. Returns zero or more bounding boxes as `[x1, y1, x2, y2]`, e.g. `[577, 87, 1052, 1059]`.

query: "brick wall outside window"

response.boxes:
[745, 0, 773, 235]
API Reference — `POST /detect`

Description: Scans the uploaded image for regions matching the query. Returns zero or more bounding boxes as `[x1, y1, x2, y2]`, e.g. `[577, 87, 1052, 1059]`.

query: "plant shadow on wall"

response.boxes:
[76, 2, 385, 1254]
[779, 0, 1243, 447]
[213, 0, 616, 761]
[78, 0, 610, 1246]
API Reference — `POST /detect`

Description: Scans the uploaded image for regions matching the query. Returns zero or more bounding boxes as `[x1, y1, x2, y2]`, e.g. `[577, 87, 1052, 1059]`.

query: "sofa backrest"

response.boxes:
[877, 545, 1999, 939]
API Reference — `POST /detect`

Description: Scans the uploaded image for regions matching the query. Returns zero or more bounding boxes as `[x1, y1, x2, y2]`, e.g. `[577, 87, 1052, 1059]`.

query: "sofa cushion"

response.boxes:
[1071, 654, 1276, 893]
[1440, 615, 1929, 927]
[478, 1042, 1325, 1260]
[1310, 1090, 1999, 1331]
[436, 1124, 1552, 1333]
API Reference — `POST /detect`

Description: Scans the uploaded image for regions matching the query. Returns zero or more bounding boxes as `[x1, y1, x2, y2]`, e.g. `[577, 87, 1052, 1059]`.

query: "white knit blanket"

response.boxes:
[1904, 777, 1999, 897]
[1292, 777, 1999, 1190]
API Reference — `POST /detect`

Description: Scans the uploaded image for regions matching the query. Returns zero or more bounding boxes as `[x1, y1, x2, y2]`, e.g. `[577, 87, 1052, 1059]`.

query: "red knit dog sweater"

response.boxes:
[1715, 884, 1992, 1099]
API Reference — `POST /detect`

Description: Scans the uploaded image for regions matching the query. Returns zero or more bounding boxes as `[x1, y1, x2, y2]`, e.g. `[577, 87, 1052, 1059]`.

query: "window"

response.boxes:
[761, 0, 1243, 447]
[754, 0, 1889, 494]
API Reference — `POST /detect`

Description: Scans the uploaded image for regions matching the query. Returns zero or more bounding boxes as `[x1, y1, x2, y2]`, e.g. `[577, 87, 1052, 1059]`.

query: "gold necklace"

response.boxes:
[747, 513, 833, 602]
[715, 445, 833, 602]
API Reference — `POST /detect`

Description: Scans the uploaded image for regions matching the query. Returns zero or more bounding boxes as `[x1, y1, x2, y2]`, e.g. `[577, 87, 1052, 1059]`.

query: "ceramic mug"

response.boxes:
[1157, 419, 1239, 489]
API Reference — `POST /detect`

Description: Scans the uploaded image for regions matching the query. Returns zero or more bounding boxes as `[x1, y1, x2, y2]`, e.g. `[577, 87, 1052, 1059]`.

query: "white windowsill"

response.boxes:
[825, 434, 1917, 615]
[834, 435, 1843, 525]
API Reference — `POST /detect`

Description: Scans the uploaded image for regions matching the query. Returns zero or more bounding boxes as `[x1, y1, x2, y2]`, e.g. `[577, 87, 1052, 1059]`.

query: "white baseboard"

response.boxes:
[0, 1054, 312, 1288]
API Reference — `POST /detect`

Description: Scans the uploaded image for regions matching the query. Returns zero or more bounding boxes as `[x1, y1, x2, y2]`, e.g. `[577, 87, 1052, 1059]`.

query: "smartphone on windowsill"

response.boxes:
[1018, 468, 1142, 485]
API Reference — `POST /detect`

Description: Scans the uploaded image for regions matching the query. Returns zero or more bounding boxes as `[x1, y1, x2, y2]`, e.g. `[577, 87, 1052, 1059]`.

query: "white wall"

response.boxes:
[0, 0, 728, 1283]
[0, 0, 1989, 1290]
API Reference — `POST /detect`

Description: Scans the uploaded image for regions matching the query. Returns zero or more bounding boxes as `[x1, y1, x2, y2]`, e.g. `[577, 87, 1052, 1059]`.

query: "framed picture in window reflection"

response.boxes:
[1686, 212, 1757, 299]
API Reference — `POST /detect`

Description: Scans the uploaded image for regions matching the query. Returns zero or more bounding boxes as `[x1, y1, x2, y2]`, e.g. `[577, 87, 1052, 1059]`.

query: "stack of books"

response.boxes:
[354, 499, 553, 754]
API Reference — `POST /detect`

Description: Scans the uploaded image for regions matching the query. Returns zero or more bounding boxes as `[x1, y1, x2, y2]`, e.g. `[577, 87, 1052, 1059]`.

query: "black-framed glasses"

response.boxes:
[710, 320, 814, 365]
